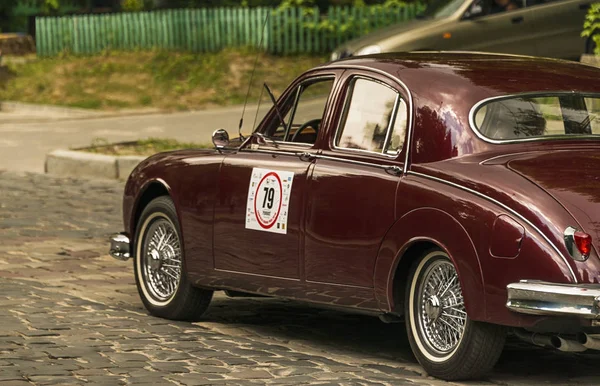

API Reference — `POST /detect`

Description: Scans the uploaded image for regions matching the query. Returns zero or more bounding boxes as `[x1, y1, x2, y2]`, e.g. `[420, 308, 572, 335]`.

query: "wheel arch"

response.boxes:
[373, 207, 486, 321]
[129, 178, 172, 244]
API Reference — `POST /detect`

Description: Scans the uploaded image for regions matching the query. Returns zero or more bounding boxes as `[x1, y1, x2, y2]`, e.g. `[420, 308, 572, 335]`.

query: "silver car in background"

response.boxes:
[331, 0, 594, 61]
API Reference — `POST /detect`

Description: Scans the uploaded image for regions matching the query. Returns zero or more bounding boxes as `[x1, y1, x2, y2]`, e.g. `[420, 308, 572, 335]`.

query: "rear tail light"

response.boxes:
[564, 226, 593, 261]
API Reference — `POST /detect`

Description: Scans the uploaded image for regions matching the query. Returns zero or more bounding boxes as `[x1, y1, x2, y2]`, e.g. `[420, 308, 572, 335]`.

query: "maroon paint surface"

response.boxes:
[122, 53, 600, 330]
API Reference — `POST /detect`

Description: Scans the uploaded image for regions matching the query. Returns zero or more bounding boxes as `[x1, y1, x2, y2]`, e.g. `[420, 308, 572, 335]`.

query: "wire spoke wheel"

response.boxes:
[141, 216, 182, 303]
[406, 249, 506, 381]
[416, 259, 466, 355]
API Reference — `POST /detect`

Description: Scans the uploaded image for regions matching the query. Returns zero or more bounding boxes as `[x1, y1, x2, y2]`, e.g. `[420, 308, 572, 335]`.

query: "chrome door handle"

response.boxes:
[298, 152, 316, 162]
[385, 166, 403, 176]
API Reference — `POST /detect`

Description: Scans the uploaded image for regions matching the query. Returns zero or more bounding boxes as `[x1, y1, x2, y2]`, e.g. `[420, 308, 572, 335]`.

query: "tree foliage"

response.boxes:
[582, 3, 600, 55]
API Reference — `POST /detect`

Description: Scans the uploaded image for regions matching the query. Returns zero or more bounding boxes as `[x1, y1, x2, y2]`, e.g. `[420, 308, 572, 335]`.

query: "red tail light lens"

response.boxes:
[574, 231, 592, 257]
[564, 226, 593, 261]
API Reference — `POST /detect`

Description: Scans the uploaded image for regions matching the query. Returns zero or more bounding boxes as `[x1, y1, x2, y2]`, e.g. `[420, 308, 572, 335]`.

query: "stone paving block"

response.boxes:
[194, 365, 230, 374]
[0, 375, 26, 382]
[229, 369, 273, 379]
[264, 375, 317, 384]
[150, 361, 191, 373]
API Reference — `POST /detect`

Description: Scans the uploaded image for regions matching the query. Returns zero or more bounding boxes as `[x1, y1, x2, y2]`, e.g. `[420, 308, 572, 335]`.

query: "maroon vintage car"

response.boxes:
[110, 52, 600, 380]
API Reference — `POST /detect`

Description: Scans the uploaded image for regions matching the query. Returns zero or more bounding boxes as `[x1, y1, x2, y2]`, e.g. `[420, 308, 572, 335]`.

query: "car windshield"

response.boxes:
[473, 94, 600, 141]
[419, 0, 466, 19]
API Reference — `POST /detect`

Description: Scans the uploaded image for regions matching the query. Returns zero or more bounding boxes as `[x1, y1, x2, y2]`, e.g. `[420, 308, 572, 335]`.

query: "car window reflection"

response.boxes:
[335, 78, 406, 156]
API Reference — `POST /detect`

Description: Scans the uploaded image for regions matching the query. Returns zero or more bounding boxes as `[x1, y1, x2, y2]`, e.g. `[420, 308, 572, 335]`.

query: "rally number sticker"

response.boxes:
[246, 168, 294, 234]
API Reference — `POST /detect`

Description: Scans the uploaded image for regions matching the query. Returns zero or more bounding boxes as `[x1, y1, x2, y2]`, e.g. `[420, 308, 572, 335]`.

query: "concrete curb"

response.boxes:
[45, 150, 146, 180]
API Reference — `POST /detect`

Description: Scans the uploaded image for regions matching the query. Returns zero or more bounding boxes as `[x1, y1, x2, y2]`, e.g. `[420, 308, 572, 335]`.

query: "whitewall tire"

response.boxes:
[134, 196, 212, 321]
[405, 249, 505, 380]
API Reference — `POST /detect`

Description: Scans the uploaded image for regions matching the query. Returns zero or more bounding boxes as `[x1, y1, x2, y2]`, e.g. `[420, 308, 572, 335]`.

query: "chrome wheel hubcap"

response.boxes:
[142, 217, 182, 302]
[417, 259, 466, 354]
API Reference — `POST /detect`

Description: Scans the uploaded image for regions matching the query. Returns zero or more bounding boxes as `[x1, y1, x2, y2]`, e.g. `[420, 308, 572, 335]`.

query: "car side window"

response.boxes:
[335, 78, 407, 156]
[267, 78, 334, 145]
[465, 0, 524, 18]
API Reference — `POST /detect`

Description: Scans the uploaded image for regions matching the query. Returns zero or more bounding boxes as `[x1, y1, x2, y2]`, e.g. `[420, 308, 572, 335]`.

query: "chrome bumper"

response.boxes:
[109, 233, 131, 261]
[507, 280, 600, 319]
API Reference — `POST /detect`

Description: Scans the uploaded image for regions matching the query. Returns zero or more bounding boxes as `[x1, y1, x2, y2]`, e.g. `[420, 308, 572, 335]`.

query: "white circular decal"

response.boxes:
[254, 172, 282, 229]
[246, 168, 294, 234]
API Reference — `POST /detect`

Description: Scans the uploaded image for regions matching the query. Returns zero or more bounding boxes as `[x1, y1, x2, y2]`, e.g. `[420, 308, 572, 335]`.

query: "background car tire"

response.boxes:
[586, 37, 597, 55]
[405, 249, 505, 381]
[134, 196, 213, 321]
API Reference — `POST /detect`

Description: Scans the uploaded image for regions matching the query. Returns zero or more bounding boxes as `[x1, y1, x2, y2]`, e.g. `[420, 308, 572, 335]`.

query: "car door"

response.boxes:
[212, 73, 337, 280]
[445, 0, 537, 55]
[526, 0, 590, 59]
[303, 71, 409, 288]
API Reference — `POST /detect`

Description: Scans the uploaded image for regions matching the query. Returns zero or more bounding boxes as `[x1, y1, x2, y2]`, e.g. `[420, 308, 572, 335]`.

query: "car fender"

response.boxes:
[373, 207, 486, 321]
[125, 177, 172, 237]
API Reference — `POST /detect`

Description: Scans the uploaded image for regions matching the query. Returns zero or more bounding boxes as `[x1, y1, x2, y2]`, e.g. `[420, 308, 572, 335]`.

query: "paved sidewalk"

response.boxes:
[1, 172, 600, 385]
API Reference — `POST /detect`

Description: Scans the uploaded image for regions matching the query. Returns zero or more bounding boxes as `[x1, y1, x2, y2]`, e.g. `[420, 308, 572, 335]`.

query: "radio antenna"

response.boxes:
[238, 12, 270, 140]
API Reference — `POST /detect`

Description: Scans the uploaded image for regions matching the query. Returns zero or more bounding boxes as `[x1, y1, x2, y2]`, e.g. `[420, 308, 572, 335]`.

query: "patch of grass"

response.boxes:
[0, 49, 327, 111]
[82, 137, 213, 156]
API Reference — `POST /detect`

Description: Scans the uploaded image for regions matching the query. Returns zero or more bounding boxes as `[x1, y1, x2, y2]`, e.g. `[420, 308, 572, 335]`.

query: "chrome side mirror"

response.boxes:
[212, 129, 230, 149]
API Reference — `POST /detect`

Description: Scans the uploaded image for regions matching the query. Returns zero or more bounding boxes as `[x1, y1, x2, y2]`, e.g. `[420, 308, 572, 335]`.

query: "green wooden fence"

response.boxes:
[35, 5, 424, 57]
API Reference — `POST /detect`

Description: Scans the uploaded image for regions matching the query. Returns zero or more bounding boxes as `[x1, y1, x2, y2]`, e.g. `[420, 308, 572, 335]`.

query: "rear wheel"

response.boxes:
[134, 196, 212, 321]
[405, 249, 505, 380]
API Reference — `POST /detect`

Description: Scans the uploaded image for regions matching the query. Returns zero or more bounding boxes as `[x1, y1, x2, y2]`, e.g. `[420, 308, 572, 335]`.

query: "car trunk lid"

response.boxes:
[508, 150, 600, 255]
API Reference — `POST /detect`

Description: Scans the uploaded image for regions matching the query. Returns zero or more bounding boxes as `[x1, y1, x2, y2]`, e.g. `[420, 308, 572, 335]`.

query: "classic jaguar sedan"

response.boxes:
[110, 52, 600, 380]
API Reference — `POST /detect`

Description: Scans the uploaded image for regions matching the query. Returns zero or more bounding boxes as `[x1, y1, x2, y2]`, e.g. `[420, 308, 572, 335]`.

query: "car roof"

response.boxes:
[321, 52, 600, 104]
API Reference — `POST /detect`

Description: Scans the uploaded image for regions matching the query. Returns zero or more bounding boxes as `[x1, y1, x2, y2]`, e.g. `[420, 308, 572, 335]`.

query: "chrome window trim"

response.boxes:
[407, 170, 578, 283]
[382, 94, 400, 155]
[333, 76, 403, 159]
[272, 140, 314, 148]
[325, 64, 414, 172]
[242, 148, 400, 173]
[468, 91, 600, 145]
[314, 153, 399, 172]
[241, 148, 310, 158]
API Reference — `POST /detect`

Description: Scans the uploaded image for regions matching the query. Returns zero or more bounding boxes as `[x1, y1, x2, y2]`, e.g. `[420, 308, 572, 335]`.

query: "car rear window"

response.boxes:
[473, 94, 600, 141]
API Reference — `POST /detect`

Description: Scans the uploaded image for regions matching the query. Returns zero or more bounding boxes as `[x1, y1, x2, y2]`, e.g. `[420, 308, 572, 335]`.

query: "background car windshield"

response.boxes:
[474, 94, 600, 141]
[420, 0, 466, 19]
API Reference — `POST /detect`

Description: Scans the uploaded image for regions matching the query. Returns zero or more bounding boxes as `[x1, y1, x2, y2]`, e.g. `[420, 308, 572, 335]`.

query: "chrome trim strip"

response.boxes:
[306, 279, 372, 290]
[241, 148, 306, 157]
[325, 64, 414, 173]
[407, 171, 577, 282]
[382, 94, 400, 154]
[468, 91, 600, 145]
[242, 147, 401, 173]
[314, 154, 399, 173]
[215, 268, 301, 282]
[507, 280, 600, 318]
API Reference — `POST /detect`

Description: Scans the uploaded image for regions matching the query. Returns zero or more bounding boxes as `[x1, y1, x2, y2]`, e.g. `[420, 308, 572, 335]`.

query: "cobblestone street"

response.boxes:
[1, 171, 600, 385]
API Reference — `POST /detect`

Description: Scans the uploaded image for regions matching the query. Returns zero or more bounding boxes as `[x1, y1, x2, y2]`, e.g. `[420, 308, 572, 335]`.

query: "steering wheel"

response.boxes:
[290, 119, 321, 143]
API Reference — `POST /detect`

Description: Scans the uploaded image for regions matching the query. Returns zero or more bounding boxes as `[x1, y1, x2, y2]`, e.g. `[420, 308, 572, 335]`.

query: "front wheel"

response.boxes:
[134, 196, 213, 321]
[405, 249, 505, 380]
